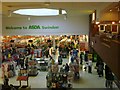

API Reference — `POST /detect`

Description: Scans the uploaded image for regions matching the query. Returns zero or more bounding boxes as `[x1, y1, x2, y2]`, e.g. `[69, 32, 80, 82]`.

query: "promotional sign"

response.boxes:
[5, 25, 59, 30]
[3, 16, 89, 35]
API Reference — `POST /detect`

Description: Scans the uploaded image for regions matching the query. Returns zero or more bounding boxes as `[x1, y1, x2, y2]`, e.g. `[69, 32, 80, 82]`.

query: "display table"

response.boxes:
[17, 76, 29, 86]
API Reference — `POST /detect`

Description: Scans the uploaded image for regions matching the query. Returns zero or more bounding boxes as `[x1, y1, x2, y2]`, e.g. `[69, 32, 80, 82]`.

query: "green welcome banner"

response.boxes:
[5, 25, 59, 30]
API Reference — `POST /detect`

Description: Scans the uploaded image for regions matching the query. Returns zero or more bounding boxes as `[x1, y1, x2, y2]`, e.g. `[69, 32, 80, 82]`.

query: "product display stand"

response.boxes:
[46, 63, 72, 88]
[2, 61, 16, 78]
[17, 76, 29, 86]
[28, 60, 38, 76]
[17, 69, 31, 90]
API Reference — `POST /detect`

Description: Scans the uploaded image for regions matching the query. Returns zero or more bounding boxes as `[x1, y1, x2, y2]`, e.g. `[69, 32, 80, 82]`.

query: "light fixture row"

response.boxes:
[95, 21, 120, 25]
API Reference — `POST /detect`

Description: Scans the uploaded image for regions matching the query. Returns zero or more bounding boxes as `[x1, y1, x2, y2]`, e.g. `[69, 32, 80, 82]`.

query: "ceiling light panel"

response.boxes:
[13, 8, 67, 16]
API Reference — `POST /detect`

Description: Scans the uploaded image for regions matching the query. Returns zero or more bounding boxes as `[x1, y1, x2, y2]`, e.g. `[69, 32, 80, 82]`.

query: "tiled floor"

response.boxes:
[0, 58, 118, 89]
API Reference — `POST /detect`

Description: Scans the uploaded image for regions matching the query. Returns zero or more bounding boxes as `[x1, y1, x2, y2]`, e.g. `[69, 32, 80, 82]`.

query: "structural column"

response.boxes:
[52, 35, 56, 62]
[52, 35, 56, 51]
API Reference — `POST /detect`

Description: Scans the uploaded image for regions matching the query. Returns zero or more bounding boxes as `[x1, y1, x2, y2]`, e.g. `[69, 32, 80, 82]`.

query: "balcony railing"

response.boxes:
[90, 33, 120, 81]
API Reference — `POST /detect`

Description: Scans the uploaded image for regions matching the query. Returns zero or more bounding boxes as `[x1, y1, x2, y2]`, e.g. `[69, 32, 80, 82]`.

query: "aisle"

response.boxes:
[72, 70, 105, 88]
[0, 57, 118, 88]
[62, 58, 117, 88]
[7, 71, 47, 88]
[61, 58, 105, 88]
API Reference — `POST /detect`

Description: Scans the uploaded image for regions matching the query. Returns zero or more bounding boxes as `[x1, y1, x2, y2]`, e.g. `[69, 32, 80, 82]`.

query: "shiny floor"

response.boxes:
[0, 58, 118, 88]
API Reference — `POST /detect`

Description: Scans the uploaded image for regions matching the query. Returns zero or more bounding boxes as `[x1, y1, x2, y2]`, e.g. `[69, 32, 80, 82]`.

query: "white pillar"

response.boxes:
[52, 35, 55, 51]
[51, 35, 56, 62]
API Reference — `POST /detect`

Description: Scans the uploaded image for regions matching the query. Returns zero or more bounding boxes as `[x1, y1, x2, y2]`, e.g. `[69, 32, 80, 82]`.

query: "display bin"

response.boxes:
[17, 76, 29, 87]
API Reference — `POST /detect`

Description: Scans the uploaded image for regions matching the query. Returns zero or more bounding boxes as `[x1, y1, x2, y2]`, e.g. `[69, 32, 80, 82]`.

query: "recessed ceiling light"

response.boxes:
[44, 2, 50, 6]
[95, 21, 100, 24]
[105, 24, 107, 26]
[110, 9, 112, 12]
[112, 22, 115, 24]
[13, 8, 67, 16]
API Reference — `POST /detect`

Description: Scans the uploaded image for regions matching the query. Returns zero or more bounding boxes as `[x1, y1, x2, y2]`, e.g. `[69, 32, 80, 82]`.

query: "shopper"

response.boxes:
[105, 65, 114, 88]
[58, 55, 63, 65]
[71, 55, 74, 63]
[30, 48, 34, 58]
[45, 48, 49, 58]
[4, 75, 9, 86]
[98, 61, 104, 77]
[96, 60, 100, 74]
[84, 51, 88, 62]
[25, 57, 29, 69]
[72, 48, 78, 57]
[84, 51, 88, 71]
[75, 56, 79, 65]
[19, 57, 24, 69]
[80, 52, 84, 65]
[65, 63, 69, 72]
[27, 46, 31, 55]
[11, 47, 16, 55]
[88, 59, 92, 73]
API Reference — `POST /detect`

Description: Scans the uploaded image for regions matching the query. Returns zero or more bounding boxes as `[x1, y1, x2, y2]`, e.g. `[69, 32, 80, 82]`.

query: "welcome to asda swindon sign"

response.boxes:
[5, 25, 59, 30]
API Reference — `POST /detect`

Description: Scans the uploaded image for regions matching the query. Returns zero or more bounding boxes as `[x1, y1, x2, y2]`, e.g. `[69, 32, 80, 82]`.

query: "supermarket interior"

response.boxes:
[0, 1, 120, 90]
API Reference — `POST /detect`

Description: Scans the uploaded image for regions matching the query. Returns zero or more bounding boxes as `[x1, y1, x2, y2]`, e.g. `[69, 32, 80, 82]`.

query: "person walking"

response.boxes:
[25, 57, 29, 69]
[105, 65, 114, 88]
[98, 61, 104, 77]
[80, 52, 84, 65]
[88, 59, 92, 73]
[4, 75, 9, 86]
[96, 60, 100, 74]
[58, 55, 63, 65]
[65, 63, 69, 72]
[84, 52, 88, 71]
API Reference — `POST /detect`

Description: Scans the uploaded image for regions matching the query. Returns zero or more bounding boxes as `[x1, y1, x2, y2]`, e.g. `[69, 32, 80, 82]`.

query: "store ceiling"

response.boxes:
[2, 2, 113, 17]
